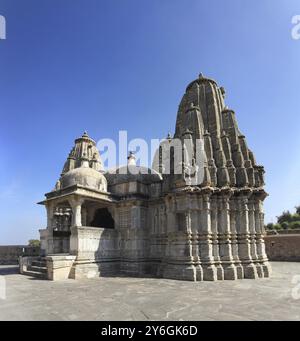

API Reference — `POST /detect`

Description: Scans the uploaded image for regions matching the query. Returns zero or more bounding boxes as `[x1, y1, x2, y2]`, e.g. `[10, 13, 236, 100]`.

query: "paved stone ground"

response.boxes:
[0, 262, 299, 320]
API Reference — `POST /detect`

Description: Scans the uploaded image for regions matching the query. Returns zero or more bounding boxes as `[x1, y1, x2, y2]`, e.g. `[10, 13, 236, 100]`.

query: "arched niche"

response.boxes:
[90, 208, 115, 229]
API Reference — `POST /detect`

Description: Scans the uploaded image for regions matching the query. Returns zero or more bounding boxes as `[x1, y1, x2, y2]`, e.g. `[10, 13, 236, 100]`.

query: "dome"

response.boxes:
[106, 165, 162, 186]
[60, 164, 107, 192]
[105, 152, 162, 186]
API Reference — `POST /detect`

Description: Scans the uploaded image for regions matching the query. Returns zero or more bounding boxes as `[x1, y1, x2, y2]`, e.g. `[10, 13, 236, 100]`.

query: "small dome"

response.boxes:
[60, 165, 107, 192]
[106, 165, 162, 186]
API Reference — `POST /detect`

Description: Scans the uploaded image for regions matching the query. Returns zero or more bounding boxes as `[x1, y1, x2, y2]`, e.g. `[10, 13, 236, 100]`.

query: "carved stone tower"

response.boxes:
[158, 73, 271, 280]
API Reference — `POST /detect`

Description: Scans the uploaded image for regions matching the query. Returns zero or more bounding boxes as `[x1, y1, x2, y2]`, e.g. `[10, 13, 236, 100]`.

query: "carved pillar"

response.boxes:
[237, 192, 258, 278]
[46, 201, 55, 231]
[210, 195, 223, 280]
[190, 207, 203, 281]
[45, 201, 55, 254]
[73, 202, 82, 227]
[254, 195, 272, 277]
[198, 192, 218, 281]
[229, 197, 244, 278]
[69, 198, 84, 227]
[218, 190, 237, 280]
[248, 197, 263, 277]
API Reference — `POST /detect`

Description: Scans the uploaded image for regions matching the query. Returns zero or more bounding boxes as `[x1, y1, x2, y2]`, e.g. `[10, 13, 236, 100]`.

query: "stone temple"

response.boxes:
[20, 74, 271, 281]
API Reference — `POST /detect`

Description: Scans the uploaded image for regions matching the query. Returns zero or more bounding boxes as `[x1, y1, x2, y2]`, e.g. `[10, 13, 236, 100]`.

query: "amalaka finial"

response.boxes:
[199, 72, 204, 79]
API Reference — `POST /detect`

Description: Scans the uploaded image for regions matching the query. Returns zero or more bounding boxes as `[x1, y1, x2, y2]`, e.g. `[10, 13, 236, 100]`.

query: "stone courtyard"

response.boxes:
[0, 262, 299, 321]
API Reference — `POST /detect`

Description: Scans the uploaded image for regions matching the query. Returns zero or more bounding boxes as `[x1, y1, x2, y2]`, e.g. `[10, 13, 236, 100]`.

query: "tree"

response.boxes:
[265, 223, 274, 230]
[28, 239, 41, 247]
[289, 221, 300, 230]
[277, 211, 292, 224]
[273, 224, 282, 230]
[295, 206, 300, 215]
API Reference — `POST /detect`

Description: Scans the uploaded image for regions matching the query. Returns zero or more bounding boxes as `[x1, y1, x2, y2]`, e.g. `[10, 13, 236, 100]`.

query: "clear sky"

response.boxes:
[0, 0, 300, 244]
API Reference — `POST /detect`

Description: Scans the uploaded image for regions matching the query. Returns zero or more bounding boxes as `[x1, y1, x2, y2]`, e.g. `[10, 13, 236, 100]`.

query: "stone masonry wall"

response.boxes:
[265, 234, 300, 261]
[0, 245, 40, 265]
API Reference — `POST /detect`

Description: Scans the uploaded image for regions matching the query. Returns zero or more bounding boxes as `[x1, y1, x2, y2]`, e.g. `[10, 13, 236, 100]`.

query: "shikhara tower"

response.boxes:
[20, 74, 271, 281]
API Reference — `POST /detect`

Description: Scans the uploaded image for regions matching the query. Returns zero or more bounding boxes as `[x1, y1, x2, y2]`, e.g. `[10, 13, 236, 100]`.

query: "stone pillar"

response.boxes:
[70, 198, 84, 227]
[45, 201, 55, 254]
[39, 229, 48, 256]
[46, 202, 55, 230]
[229, 198, 244, 279]
[248, 197, 263, 277]
[210, 196, 224, 280]
[69, 198, 84, 259]
[198, 193, 218, 281]
[190, 208, 203, 281]
[218, 191, 237, 280]
[237, 193, 258, 279]
[254, 196, 272, 277]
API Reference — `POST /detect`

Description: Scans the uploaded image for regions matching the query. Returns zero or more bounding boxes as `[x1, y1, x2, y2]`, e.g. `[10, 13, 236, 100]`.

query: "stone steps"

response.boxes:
[31, 260, 46, 267]
[23, 269, 46, 279]
[27, 265, 47, 274]
[22, 257, 48, 279]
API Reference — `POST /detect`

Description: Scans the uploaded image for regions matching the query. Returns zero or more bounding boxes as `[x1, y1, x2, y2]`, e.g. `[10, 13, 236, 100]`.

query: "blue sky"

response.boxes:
[0, 0, 300, 244]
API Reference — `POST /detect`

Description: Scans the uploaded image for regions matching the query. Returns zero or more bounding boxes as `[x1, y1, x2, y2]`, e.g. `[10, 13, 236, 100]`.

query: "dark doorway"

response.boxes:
[91, 208, 115, 229]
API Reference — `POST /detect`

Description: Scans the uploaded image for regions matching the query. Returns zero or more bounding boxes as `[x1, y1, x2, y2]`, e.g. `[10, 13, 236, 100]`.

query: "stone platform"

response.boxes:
[0, 262, 299, 320]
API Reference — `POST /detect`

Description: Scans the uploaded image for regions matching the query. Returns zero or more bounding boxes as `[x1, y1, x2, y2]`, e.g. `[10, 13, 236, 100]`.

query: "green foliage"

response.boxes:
[281, 222, 289, 230]
[291, 213, 300, 222]
[265, 223, 274, 230]
[273, 224, 282, 230]
[28, 239, 41, 247]
[268, 205, 300, 230]
[277, 211, 292, 224]
[289, 221, 300, 229]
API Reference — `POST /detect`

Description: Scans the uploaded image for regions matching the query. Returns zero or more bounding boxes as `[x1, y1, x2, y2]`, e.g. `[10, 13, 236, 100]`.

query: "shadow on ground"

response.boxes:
[0, 265, 19, 275]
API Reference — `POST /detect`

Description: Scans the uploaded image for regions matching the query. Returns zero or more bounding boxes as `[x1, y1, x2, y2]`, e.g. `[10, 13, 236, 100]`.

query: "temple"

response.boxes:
[20, 74, 271, 281]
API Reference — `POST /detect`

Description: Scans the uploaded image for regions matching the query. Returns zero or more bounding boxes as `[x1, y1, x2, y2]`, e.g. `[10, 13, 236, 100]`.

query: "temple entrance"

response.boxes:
[91, 208, 115, 229]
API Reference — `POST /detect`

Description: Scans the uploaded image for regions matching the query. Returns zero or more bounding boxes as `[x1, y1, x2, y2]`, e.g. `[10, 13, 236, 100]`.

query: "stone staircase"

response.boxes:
[21, 257, 47, 279]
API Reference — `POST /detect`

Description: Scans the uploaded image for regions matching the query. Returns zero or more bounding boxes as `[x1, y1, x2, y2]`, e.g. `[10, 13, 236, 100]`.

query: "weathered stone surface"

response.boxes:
[46, 255, 76, 281]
